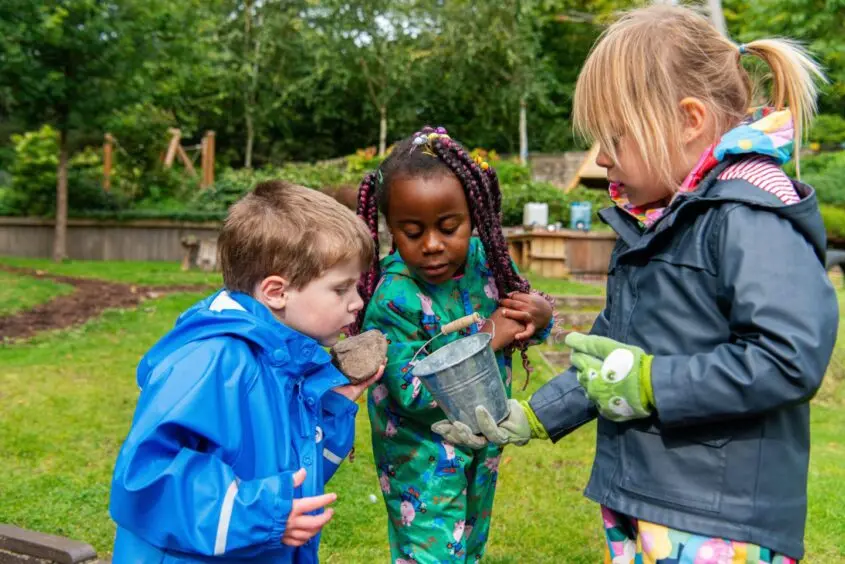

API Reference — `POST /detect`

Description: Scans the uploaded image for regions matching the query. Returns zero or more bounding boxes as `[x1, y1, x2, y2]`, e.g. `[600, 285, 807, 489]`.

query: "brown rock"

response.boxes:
[331, 330, 388, 384]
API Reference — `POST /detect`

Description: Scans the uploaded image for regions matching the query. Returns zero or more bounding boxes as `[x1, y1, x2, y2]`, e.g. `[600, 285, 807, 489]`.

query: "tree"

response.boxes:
[314, 0, 432, 156]
[725, 0, 845, 115]
[219, 0, 312, 168]
[0, 0, 212, 260]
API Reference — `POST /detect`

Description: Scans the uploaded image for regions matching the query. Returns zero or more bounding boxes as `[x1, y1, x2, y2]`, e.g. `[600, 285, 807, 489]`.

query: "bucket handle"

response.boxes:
[409, 313, 492, 367]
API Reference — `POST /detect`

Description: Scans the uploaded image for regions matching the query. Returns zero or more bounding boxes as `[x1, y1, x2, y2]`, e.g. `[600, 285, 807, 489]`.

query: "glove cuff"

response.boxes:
[639, 354, 655, 411]
[520, 400, 549, 440]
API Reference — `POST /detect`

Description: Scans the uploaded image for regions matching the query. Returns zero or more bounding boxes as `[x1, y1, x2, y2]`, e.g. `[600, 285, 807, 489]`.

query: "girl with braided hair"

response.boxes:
[355, 126, 553, 563]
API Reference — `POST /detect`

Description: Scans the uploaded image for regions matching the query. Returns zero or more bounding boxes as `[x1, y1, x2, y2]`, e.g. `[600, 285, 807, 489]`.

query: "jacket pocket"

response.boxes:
[618, 425, 731, 514]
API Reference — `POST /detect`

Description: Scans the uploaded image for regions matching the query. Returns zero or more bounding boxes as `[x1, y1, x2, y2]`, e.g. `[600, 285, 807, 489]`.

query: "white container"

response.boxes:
[523, 202, 549, 227]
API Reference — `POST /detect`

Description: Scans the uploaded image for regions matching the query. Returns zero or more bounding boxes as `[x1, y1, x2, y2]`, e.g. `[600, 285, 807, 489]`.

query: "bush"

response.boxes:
[785, 151, 845, 207]
[821, 205, 845, 243]
[810, 114, 845, 148]
[345, 146, 385, 174]
[192, 165, 359, 213]
[1, 125, 123, 216]
[493, 160, 531, 185]
[500, 181, 608, 227]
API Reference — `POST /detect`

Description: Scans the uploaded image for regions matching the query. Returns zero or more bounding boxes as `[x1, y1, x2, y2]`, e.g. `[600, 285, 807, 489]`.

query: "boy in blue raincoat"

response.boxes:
[109, 180, 382, 563]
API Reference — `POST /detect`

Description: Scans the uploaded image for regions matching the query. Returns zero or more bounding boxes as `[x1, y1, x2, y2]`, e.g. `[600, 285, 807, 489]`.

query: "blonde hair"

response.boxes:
[218, 180, 374, 292]
[573, 4, 825, 188]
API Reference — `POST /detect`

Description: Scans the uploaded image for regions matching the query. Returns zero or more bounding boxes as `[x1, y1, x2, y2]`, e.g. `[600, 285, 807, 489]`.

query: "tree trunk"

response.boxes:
[53, 127, 69, 262]
[243, 0, 257, 169]
[706, 0, 728, 37]
[519, 96, 528, 165]
[378, 105, 387, 157]
[245, 110, 254, 169]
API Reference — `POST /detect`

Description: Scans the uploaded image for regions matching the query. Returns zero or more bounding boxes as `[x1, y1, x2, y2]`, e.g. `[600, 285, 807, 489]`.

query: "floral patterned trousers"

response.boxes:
[602, 507, 797, 564]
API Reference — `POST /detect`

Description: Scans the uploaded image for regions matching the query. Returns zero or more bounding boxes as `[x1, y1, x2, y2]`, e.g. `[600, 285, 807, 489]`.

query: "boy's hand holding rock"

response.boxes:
[330, 330, 388, 401]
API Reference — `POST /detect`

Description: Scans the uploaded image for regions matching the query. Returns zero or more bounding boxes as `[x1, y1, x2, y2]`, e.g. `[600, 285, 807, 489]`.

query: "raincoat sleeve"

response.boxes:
[320, 390, 358, 482]
[362, 287, 440, 417]
[528, 306, 607, 442]
[109, 338, 295, 557]
[650, 205, 839, 426]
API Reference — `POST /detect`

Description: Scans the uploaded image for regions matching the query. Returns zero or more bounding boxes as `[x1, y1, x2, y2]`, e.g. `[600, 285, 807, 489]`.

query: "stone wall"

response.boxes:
[529, 151, 589, 187]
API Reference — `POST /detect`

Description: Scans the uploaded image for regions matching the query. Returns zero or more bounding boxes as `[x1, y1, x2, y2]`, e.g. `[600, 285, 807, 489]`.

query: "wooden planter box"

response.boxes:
[506, 228, 616, 278]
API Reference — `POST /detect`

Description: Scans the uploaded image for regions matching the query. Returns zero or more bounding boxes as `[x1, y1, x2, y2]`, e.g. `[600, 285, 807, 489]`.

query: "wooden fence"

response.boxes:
[0, 217, 221, 262]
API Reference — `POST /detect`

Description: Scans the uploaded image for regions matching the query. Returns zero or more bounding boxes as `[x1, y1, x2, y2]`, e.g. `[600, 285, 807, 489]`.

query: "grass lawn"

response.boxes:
[0, 256, 222, 286]
[0, 264, 841, 562]
[0, 271, 74, 316]
[523, 274, 604, 296]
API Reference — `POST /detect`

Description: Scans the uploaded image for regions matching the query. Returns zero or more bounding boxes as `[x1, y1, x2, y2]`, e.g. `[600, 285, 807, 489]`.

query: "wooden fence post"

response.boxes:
[103, 133, 114, 191]
[164, 128, 181, 168]
[201, 130, 216, 189]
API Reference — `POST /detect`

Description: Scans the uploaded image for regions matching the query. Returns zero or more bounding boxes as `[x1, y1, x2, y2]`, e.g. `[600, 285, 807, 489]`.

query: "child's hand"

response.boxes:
[483, 307, 527, 351]
[282, 469, 336, 547]
[332, 364, 385, 402]
[565, 333, 654, 422]
[499, 292, 553, 341]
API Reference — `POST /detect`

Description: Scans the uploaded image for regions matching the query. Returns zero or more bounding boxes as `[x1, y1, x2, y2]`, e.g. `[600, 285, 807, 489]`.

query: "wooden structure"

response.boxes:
[101, 128, 216, 191]
[200, 130, 216, 189]
[507, 228, 616, 278]
[164, 128, 197, 176]
[564, 143, 607, 192]
[103, 133, 114, 191]
[0, 217, 220, 262]
[180, 235, 219, 271]
[0, 523, 109, 564]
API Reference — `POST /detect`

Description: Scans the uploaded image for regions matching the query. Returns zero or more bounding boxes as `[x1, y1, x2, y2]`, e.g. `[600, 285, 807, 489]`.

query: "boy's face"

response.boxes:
[259, 259, 364, 346]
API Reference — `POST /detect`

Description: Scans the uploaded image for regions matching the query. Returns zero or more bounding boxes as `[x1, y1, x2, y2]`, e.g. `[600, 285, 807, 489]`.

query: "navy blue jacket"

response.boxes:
[530, 160, 838, 558]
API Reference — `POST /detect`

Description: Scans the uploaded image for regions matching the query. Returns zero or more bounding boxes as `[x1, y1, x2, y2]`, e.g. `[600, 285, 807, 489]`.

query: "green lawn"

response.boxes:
[0, 266, 841, 562]
[0, 258, 600, 296]
[0, 256, 222, 286]
[0, 271, 74, 316]
[525, 273, 604, 296]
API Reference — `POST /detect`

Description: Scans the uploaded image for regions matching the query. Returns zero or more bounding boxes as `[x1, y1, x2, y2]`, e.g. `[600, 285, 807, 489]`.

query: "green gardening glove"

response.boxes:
[476, 399, 549, 446]
[564, 333, 655, 422]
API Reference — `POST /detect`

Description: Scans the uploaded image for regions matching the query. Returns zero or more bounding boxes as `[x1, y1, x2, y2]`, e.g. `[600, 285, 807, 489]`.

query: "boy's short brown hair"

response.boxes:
[218, 180, 374, 293]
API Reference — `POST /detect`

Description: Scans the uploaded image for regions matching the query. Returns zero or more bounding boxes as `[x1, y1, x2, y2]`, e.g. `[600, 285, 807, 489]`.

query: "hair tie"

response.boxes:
[738, 43, 747, 55]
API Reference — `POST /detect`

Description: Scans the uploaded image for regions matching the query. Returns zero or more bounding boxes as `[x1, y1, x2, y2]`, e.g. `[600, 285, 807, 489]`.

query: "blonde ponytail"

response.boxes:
[741, 39, 826, 175]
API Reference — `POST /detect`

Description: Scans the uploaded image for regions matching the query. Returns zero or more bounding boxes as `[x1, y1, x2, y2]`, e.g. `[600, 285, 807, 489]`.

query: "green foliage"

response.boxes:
[495, 160, 533, 185]
[345, 147, 386, 175]
[785, 151, 845, 207]
[191, 164, 356, 213]
[1, 126, 121, 216]
[821, 205, 845, 242]
[810, 114, 845, 147]
[726, 0, 845, 115]
[501, 182, 608, 227]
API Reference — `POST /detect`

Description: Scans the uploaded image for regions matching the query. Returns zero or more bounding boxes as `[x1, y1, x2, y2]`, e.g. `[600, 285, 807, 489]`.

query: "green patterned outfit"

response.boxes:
[363, 238, 545, 564]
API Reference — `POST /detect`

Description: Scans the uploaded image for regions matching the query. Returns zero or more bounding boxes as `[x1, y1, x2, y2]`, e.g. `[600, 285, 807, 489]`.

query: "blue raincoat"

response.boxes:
[109, 290, 357, 563]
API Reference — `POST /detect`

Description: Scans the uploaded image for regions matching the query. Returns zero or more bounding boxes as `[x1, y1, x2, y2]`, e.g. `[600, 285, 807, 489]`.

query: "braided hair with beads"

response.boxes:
[354, 126, 554, 389]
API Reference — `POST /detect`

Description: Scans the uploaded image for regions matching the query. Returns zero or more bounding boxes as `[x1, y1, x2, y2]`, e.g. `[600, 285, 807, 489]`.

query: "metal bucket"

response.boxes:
[412, 332, 508, 435]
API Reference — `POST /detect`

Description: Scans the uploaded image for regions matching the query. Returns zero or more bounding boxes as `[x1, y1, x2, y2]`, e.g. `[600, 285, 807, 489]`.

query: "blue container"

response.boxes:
[570, 202, 592, 231]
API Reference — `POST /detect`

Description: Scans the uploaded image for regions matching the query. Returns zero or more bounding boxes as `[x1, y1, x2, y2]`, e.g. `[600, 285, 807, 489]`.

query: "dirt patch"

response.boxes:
[0, 265, 215, 341]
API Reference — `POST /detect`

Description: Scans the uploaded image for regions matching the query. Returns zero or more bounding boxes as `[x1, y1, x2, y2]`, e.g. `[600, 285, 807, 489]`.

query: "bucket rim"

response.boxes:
[411, 332, 493, 378]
